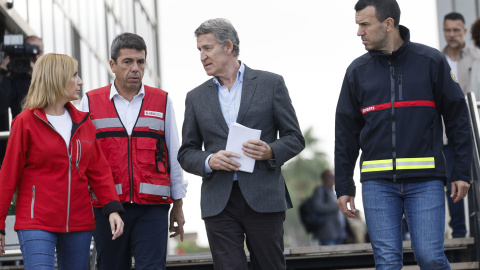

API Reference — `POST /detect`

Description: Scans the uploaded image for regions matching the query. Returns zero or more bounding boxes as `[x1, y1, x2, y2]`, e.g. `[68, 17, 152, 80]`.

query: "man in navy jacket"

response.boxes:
[335, 0, 472, 269]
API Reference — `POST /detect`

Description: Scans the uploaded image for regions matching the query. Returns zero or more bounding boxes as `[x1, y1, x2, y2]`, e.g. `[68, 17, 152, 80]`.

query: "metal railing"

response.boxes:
[465, 92, 480, 261]
[0, 131, 9, 140]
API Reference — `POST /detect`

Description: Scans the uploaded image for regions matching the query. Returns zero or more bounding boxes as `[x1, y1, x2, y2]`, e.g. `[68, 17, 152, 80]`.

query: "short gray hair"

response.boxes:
[195, 18, 240, 57]
[110, 33, 147, 63]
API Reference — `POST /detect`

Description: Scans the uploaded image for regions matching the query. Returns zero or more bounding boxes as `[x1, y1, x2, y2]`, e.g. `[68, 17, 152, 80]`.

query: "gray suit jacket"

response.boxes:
[178, 65, 305, 218]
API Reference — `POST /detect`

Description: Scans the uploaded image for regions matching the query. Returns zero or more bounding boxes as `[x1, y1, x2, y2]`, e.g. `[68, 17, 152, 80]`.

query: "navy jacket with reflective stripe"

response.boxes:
[334, 26, 472, 198]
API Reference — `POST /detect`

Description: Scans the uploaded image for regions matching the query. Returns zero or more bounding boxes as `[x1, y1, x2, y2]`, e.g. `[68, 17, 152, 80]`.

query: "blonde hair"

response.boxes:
[23, 53, 78, 110]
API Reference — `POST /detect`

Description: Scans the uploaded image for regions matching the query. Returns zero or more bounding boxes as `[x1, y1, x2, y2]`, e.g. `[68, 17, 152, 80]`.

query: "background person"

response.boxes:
[442, 12, 479, 95]
[311, 169, 347, 245]
[335, 0, 472, 269]
[0, 53, 124, 269]
[470, 17, 480, 98]
[80, 32, 187, 270]
[442, 12, 479, 239]
[178, 18, 304, 269]
[0, 36, 44, 167]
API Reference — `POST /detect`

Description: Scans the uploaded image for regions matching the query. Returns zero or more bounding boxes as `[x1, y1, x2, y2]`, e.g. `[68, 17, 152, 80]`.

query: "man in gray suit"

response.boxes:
[178, 18, 305, 269]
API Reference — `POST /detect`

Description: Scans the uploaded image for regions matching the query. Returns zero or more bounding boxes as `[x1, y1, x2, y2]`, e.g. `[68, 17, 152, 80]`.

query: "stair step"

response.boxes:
[345, 262, 479, 270]
[288, 237, 475, 256]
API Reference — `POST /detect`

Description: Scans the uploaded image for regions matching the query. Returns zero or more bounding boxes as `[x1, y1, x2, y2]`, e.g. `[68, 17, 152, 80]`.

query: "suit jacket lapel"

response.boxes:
[205, 80, 229, 134]
[237, 66, 257, 124]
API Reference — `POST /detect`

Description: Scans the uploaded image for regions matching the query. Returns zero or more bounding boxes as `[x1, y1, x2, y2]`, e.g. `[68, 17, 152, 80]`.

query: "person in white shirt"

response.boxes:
[469, 17, 480, 100]
[441, 12, 479, 240]
[79, 33, 187, 270]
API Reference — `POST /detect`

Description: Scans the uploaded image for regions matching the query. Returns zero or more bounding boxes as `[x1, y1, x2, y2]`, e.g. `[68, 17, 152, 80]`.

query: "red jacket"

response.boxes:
[0, 103, 122, 233]
[87, 85, 173, 205]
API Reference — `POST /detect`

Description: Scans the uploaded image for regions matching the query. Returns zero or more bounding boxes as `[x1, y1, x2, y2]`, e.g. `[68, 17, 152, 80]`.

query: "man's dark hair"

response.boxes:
[444, 12, 465, 24]
[355, 0, 401, 28]
[110, 33, 147, 63]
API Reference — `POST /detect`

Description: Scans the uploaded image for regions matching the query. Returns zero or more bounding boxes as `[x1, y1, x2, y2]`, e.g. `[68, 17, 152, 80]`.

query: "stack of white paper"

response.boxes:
[225, 123, 262, 173]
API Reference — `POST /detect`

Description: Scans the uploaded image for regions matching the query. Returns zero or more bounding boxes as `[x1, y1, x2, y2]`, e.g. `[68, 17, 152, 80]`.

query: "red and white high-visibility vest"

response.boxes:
[87, 85, 173, 206]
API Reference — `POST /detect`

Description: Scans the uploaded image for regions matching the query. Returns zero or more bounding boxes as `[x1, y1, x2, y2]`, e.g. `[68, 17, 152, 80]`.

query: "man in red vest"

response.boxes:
[80, 33, 187, 270]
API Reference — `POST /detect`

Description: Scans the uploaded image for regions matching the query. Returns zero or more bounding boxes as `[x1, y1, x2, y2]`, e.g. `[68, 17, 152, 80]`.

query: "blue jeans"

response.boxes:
[17, 229, 93, 270]
[362, 180, 450, 270]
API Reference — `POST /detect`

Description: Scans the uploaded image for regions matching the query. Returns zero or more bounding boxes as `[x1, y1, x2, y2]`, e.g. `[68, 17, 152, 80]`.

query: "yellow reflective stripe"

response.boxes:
[396, 157, 435, 170]
[396, 157, 434, 162]
[361, 159, 393, 172]
[361, 157, 435, 172]
[396, 165, 435, 169]
[361, 166, 393, 172]
[362, 159, 393, 165]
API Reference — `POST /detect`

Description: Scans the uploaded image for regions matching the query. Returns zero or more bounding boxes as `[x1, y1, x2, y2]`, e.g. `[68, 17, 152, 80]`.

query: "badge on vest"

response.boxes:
[145, 110, 163, 118]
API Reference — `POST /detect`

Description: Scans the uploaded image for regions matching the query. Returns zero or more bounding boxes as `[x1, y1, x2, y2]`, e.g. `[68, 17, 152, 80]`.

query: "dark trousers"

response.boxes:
[443, 144, 467, 238]
[93, 203, 170, 270]
[204, 181, 286, 270]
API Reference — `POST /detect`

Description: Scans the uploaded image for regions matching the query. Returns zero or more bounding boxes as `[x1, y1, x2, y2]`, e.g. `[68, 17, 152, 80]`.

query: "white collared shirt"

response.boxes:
[204, 62, 245, 179]
[214, 62, 245, 129]
[79, 83, 187, 200]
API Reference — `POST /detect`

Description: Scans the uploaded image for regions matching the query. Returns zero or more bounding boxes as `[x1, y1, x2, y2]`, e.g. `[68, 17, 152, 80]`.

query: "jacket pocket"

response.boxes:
[136, 139, 156, 165]
[431, 119, 435, 150]
[136, 138, 167, 173]
[76, 139, 82, 172]
[31, 185, 35, 219]
[398, 73, 403, 100]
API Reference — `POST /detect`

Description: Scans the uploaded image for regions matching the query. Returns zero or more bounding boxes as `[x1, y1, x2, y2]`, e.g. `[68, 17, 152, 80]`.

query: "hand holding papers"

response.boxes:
[225, 123, 261, 173]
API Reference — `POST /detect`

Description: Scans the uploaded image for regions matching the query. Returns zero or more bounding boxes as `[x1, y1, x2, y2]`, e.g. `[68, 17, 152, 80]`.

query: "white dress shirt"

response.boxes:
[79, 83, 187, 200]
[203, 62, 245, 180]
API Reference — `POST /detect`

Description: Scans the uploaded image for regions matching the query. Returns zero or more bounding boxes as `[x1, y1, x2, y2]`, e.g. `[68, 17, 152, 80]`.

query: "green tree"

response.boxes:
[175, 241, 211, 254]
[7, 193, 16, 215]
[283, 127, 330, 247]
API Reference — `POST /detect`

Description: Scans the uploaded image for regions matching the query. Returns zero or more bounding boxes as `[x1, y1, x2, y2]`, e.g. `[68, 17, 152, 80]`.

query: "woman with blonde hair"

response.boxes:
[0, 53, 124, 269]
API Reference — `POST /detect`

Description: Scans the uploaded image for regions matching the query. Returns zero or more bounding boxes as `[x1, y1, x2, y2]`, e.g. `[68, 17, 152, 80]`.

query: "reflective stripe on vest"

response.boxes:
[93, 117, 165, 131]
[91, 184, 122, 199]
[93, 118, 123, 129]
[361, 157, 435, 172]
[361, 159, 393, 172]
[115, 184, 123, 195]
[396, 157, 435, 170]
[139, 183, 170, 197]
[137, 118, 165, 131]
